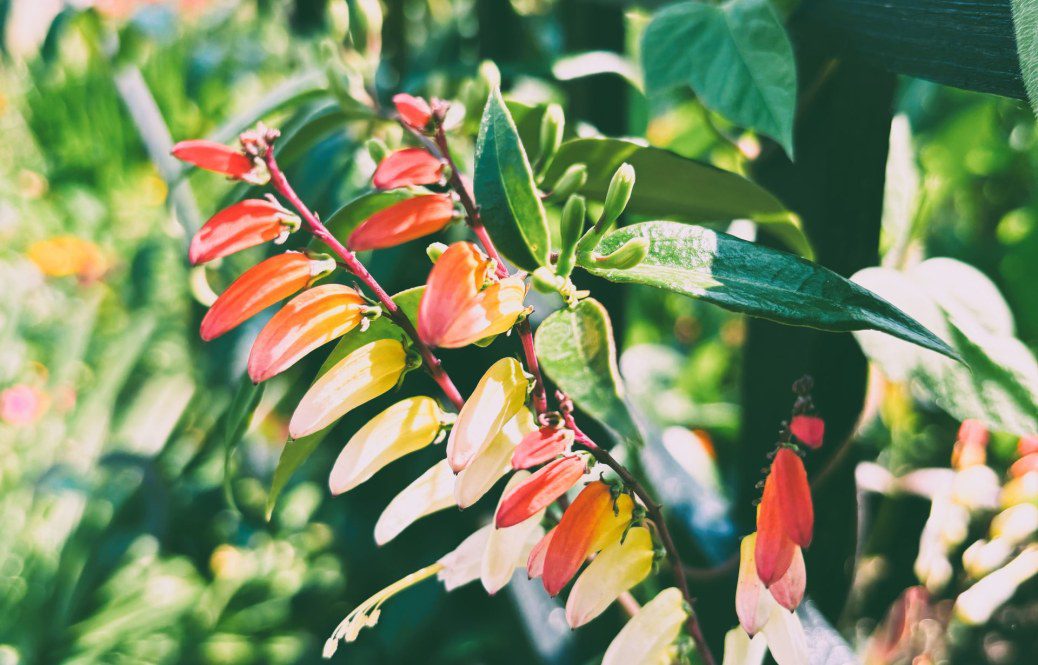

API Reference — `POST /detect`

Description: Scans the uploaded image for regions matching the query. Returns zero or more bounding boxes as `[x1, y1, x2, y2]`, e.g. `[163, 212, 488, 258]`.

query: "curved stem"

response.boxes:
[262, 145, 465, 411]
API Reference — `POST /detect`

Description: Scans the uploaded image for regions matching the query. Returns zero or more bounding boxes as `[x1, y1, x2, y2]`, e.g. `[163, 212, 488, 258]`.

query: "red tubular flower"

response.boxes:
[172, 140, 254, 179]
[755, 448, 813, 585]
[768, 546, 806, 611]
[200, 252, 331, 341]
[189, 198, 299, 265]
[393, 93, 433, 130]
[542, 481, 622, 596]
[495, 455, 585, 528]
[754, 473, 797, 587]
[348, 194, 455, 251]
[789, 415, 824, 450]
[511, 426, 574, 470]
[248, 284, 367, 383]
[372, 148, 444, 189]
[417, 242, 525, 349]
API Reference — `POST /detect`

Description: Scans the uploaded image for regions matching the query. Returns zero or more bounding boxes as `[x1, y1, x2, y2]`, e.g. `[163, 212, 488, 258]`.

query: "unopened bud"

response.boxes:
[537, 104, 565, 171]
[366, 138, 389, 164]
[548, 163, 587, 202]
[593, 236, 649, 270]
[531, 267, 563, 294]
[555, 194, 586, 278]
[601, 162, 635, 224]
[426, 242, 448, 263]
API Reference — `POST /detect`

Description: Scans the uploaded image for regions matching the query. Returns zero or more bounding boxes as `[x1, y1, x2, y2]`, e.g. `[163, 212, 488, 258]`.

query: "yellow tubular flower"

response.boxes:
[588, 493, 636, 553]
[438, 526, 494, 592]
[482, 471, 546, 595]
[565, 526, 654, 628]
[328, 396, 445, 495]
[290, 339, 408, 438]
[446, 358, 529, 472]
[455, 407, 536, 509]
[721, 627, 768, 665]
[602, 587, 687, 665]
[374, 459, 456, 545]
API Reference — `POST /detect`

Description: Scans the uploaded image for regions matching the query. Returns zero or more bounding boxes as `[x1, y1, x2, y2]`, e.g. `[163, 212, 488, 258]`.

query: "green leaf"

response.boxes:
[1012, 0, 1038, 116]
[322, 189, 425, 241]
[474, 88, 552, 270]
[223, 375, 265, 511]
[206, 71, 329, 144]
[578, 222, 956, 360]
[266, 430, 327, 521]
[642, 0, 797, 157]
[535, 299, 642, 447]
[540, 137, 809, 257]
[274, 103, 351, 166]
[853, 264, 1038, 435]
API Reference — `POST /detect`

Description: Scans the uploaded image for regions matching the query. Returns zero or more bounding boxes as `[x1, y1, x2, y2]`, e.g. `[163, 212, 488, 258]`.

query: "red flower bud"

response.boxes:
[393, 94, 433, 130]
[789, 415, 824, 450]
[495, 455, 585, 528]
[172, 140, 254, 179]
[755, 448, 813, 586]
[511, 426, 574, 469]
[372, 148, 444, 190]
[189, 199, 299, 265]
[200, 252, 330, 341]
[348, 194, 455, 251]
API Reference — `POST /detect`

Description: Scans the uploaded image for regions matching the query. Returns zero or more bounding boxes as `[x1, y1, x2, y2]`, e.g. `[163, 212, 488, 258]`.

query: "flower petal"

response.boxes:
[755, 471, 797, 587]
[455, 407, 535, 509]
[374, 459, 456, 545]
[372, 148, 444, 189]
[788, 415, 824, 450]
[588, 492, 636, 554]
[495, 455, 585, 528]
[200, 252, 325, 341]
[543, 481, 615, 596]
[190, 199, 297, 265]
[760, 603, 809, 665]
[768, 546, 805, 612]
[327, 396, 443, 495]
[437, 525, 493, 592]
[527, 526, 555, 580]
[290, 339, 408, 438]
[435, 276, 526, 348]
[172, 140, 255, 178]
[247, 284, 367, 382]
[736, 534, 775, 636]
[565, 526, 654, 628]
[393, 93, 432, 129]
[511, 425, 574, 469]
[721, 627, 768, 665]
[602, 587, 687, 665]
[771, 448, 813, 548]
[483, 472, 547, 594]
[446, 357, 529, 472]
[349, 194, 455, 251]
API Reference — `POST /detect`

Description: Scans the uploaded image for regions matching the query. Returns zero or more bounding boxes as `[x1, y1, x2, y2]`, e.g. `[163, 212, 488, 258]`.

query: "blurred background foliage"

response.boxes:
[0, 0, 1036, 663]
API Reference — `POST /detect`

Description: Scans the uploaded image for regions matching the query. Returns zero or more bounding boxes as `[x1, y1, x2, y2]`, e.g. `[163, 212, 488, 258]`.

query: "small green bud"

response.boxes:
[530, 267, 562, 294]
[555, 194, 586, 278]
[547, 163, 588, 202]
[426, 242, 448, 263]
[366, 138, 389, 164]
[592, 236, 649, 270]
[601, 162, 635, 225]
[537, 104, 565, 173]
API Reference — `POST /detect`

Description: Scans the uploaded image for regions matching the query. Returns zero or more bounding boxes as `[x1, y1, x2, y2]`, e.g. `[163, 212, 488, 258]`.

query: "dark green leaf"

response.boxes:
[642, 0, 797, 157]
[535, 299, 642, 447]
[266, 430, 327, 521]
[274, 102, 351, 166]
[474, 88, 551, 270]
[540, 137, 809, 256]
[578, 222, 956, 359]
[223, 375, 265, 511]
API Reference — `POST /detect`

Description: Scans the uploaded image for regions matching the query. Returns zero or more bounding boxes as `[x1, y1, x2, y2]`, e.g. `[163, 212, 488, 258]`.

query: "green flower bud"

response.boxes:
[530, 267, 562, 294]
[536, 104, 565, 174]
[426, 242, 448, 263]
[592, 236, 649, 270]
[555, 194, 586, 278]
[601, 162, 635, 225]
[366, 138, 389, 164]
[547, 163, 588, 202]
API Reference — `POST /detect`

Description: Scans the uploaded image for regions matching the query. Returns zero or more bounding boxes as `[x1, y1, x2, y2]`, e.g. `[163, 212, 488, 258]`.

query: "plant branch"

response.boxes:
[261, 142, 465, 411]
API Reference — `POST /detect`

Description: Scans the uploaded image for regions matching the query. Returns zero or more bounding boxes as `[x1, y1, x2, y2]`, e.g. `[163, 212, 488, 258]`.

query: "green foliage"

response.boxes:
[642, 0, 797, 157]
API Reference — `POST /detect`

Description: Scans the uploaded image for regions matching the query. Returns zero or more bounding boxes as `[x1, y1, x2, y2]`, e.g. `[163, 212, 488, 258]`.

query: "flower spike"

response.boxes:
[189, 198, 299, 265]
[372, 148, 444, 189]
[348, 194, 456, 251]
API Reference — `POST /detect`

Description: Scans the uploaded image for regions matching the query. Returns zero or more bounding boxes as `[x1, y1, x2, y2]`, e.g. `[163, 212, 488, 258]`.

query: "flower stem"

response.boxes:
[262, 144, 465, 411]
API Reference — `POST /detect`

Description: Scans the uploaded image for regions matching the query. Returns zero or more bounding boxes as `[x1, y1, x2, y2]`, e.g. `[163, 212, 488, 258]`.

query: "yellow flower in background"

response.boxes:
[565, 526, 654, 628]
[328, 396, 446, 495]
[446, 357, 528, 472]
[602, 587, 687, 665]
[27, 236, 108, 283]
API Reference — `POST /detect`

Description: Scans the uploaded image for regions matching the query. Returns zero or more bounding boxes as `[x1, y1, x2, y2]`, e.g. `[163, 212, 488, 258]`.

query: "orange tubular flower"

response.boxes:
[372, 148, 444, 189]
[393, 93, 433, 130]
[511, 426, 574, 470]
[789, 415, 824, 450]
[417, 242, 526, 349]
[348, 194, 456, 251]
[247, 284, 367, 383]
[755, 448, 813, 586]
[189, 199, 299, 265]
[172, 140, 256, 179]
[200, 252, 332, 341]
[495, 455, 586, 528]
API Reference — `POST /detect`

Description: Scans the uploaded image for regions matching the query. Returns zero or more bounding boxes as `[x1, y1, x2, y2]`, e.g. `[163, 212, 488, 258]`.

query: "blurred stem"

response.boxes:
[261, 143, 465, 411]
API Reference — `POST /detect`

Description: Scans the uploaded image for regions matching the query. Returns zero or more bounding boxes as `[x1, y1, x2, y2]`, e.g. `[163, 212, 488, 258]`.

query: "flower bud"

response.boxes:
[511, 425, 574, 469]
[426, 242, 448, 263]
[393, 93, 433, 130]
[348, 193, 455, 251]
[602, 588, 686, 665]
[372, 148, 444, 190]
[495, 455, 585, 528]
[790, 414, 825, 450]
[547, 163, 588, 202]
[172, 140, 265, 183]
[189, 198, 299, 265]
[366, 138, 389, 164]
[456, 408, 535, 509]
[991, 503, 1038, 544]
[446, 357, 529, 472]
[483, 472, 547, 594]
[555, 194, 586, 278]
[601, 162, 635, 225]
[537, 103, 565, 170]
[375, 459, 455, 545]
[592, 236, 649, 270]
[530, 267, 563, 294]
[565, 526, 653, 628]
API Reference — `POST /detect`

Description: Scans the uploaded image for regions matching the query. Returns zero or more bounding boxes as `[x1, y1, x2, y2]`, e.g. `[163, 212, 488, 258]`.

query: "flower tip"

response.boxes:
[789, 415, 824, 449]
